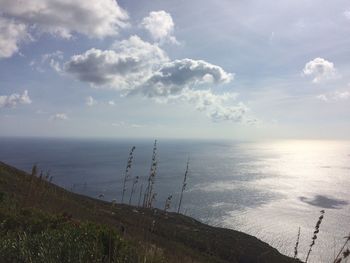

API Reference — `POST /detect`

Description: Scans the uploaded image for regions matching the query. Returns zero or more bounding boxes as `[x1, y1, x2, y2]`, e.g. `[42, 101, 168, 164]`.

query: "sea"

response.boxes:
[0, 137, 349, 262]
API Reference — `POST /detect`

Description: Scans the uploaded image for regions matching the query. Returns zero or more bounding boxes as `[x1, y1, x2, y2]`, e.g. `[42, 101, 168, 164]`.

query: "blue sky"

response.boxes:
[0, 0, 350, 139]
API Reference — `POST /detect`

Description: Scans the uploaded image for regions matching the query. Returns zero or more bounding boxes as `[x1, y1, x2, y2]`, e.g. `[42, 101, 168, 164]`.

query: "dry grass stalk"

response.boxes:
[164, 195, 173, 212]
[334, 233, 350, 263]
[148, 193, 157, 208]
[305, 210, 325, 263]
[121, 146, 135, 203]
[137, 184, 143, 207]
[129, 176, 139, 205]
[177, 158, 189, 213]
[293, 227, 301, 260]
[143, 140, 157, 208]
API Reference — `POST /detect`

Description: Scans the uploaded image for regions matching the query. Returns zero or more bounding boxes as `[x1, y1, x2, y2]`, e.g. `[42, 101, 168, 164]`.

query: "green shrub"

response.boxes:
[0, 209, 137, 263]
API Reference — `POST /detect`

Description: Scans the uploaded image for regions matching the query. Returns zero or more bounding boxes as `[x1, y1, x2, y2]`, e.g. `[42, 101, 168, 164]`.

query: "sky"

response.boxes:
[0, 0, 350, 140]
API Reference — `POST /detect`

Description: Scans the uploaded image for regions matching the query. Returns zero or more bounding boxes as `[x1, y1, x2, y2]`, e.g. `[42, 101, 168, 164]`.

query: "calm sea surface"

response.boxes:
[0, 138, 349, 262]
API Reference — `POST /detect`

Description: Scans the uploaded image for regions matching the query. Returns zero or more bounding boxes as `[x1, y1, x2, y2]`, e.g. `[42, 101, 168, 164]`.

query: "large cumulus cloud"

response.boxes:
[64, 37, 232, 96]
[64, 36, 168, 90]
[0, 0, 128, 57]
[141, 59, 233, 97]
[63, 36, 252, 123]
[0, 0, 128, 38]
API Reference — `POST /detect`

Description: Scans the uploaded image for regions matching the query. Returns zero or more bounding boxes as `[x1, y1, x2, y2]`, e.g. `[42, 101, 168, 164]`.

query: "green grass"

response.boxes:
[0, 193, 166, 263]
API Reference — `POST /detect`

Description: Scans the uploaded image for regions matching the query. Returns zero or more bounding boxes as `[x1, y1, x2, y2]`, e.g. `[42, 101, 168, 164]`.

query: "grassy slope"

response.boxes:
[0, 161, 297, 263]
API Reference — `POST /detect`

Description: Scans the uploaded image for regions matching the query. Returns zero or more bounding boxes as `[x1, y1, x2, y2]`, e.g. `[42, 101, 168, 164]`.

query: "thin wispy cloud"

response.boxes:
[317, 90, 350, 102]
[112, 121, 143, 128]
[343, 10, 350, 20]
[85, 96, 97, 107]
[30, 50, 64, 72]
[49, 113, 68, 121]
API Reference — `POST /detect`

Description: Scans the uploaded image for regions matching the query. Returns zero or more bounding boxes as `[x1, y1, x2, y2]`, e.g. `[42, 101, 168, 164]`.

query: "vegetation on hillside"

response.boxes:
[0, 160, 298, 263]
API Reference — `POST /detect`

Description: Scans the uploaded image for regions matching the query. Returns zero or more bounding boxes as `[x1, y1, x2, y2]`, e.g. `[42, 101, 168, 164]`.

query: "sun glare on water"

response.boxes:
[223, 140, 350, 262]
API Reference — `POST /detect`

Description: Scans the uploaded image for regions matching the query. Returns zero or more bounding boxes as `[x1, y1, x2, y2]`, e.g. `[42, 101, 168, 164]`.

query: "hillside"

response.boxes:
[0, 161, 297, 263]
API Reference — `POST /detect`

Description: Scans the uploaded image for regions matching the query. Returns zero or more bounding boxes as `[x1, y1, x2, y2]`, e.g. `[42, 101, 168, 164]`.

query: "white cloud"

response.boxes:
[156, 88, 254, 123]
[49, 113, 68, 121]
[0, 90, 32, 108]
[0, 0, 128, 57]
[64, 35, 168, 90]
[0, 17, 29, 58]
[112, 121, 143, 128]
[85, 96, 97, 106]
[141, 59, 233, 97]
[174, 89, 238, 111]
[141, 11, 178, 44]
[303, 57, 338, 83]
[182, 90, 253, 123]
[336, 90, 350, 100]
[316, 94, 328, 102]
[30, 50, 64, 72]
[344, 10, 350, 20]
[108, 100, 115, 106]
[0, 0, 128, 39]
[42, 51, 63, 72]
[49, 59, 62, 72]
[209, 102, 250, 123]
[317, 90, 350, 102]
[64, 40, 232, 97]
[41, 50, 64, 62]
[62, 36, 250, 123]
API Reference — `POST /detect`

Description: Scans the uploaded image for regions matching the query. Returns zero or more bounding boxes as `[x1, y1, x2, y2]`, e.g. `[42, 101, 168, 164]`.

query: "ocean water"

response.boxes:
[0, 138, 349, 262]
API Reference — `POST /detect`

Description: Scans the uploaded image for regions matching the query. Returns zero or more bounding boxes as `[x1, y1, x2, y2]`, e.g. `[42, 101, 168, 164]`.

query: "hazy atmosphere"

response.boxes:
[1, 1, 350, 263]
[1, 0, 350, 139]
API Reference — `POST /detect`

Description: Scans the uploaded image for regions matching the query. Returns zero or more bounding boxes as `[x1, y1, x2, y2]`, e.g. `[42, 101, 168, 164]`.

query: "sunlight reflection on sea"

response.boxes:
[0, 138, 349, 262]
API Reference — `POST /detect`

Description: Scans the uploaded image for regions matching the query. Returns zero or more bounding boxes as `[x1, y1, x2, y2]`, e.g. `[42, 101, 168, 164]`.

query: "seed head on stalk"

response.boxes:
[334, 233, 350, 263]
[121, 146, 135, 203]
[305, 210, 325, 263]
[164, 195, 173, 213]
